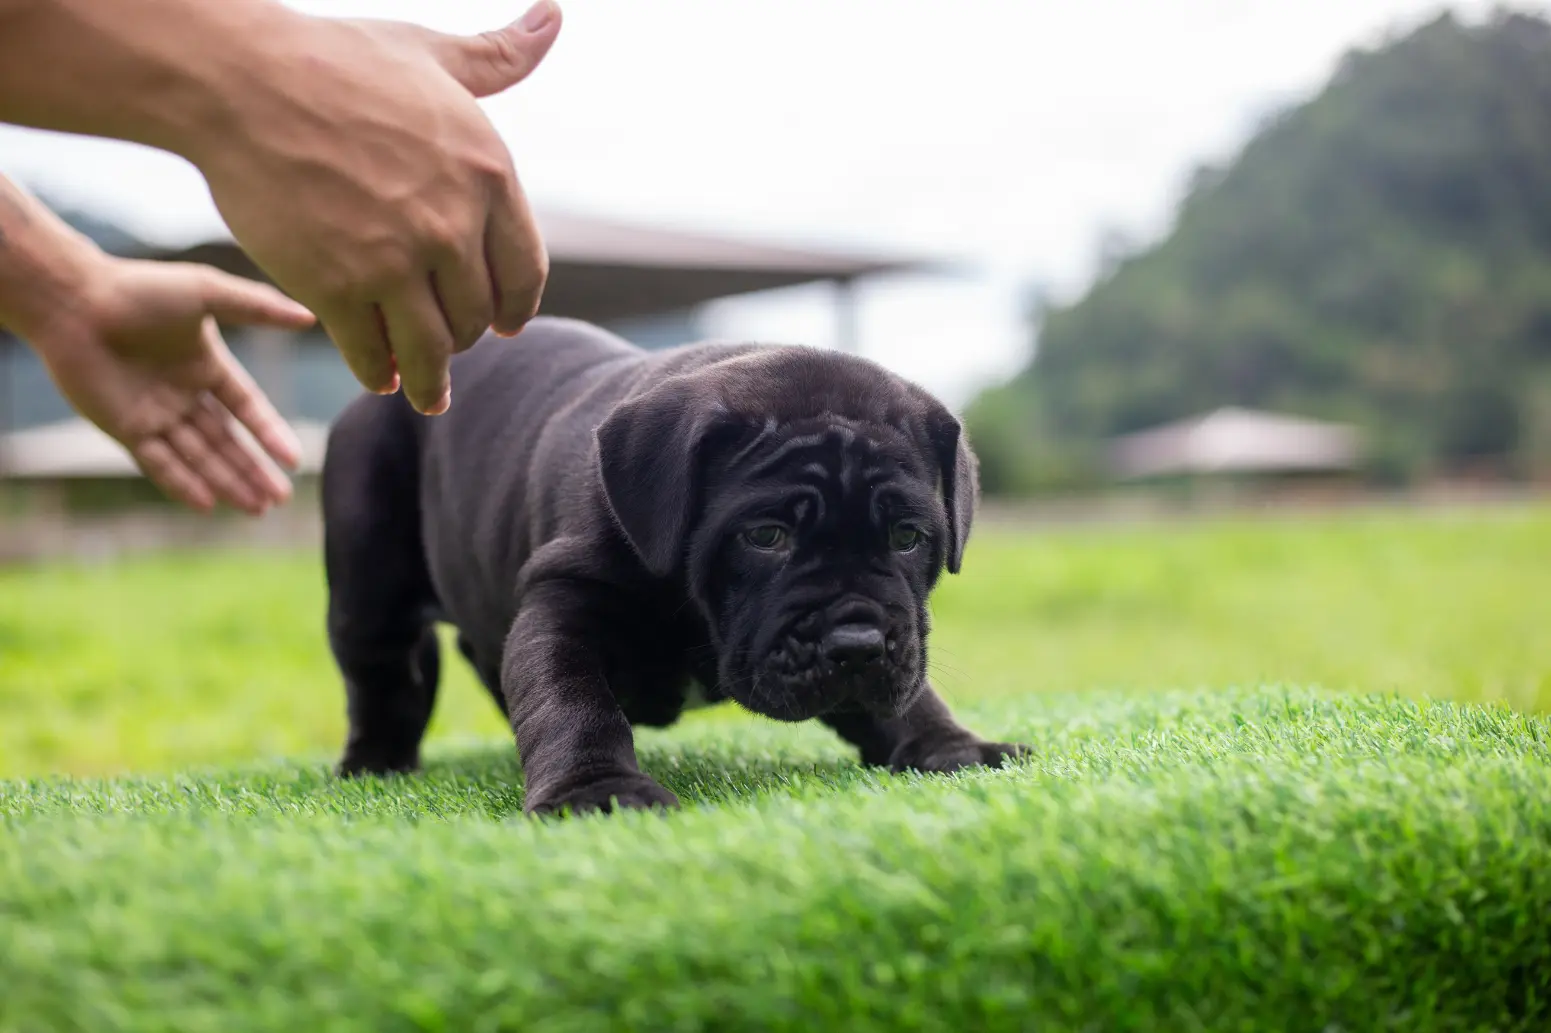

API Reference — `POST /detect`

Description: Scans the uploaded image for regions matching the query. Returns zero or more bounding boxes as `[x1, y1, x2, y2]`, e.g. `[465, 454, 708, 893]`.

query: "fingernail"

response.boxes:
[429, 389, 451, 416]
[521, 0, 557, 31]
[375, 373, 401, 396]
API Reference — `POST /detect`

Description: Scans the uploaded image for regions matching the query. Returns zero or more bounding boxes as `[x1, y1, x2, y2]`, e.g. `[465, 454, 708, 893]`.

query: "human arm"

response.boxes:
[0, 0, 562, 415]
[0, 174, 313, 513]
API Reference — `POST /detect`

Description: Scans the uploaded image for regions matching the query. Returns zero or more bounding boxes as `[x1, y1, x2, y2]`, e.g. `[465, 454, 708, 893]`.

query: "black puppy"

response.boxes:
[322, 316, 1025, 814]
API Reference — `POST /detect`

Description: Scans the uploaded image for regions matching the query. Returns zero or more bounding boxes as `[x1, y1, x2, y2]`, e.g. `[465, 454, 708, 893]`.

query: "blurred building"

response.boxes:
[1109, 407, 1363, 480]
[1, 206, 923, 437]
[2, 205, 925, 496]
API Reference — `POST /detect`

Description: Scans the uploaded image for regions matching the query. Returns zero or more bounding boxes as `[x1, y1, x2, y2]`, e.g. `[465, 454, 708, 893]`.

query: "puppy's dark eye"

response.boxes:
[744, 524, 789, 551]
[889, 523, 923, 552]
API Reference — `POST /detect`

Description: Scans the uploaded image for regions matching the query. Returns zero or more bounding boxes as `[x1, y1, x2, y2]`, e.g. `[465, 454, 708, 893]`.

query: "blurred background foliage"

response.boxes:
[969, 11, 1551, 494]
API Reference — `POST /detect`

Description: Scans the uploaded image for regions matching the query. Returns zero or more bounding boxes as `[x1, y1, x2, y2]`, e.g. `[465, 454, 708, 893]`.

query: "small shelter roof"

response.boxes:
[1109, 407, 1362, 479]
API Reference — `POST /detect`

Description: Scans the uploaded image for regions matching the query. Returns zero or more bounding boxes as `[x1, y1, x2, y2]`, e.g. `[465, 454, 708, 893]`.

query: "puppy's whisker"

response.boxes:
[926, 663, 971, 693]
[927, 659, 969, 679]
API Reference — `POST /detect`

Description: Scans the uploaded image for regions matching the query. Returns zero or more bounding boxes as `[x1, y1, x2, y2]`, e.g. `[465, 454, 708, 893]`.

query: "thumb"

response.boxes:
[437, 1, 563, 98]
[195, 268, 317, 329]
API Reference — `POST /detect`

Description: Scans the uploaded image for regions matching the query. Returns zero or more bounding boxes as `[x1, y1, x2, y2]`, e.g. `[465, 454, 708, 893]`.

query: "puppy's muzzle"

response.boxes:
[740, 600, 917, 721]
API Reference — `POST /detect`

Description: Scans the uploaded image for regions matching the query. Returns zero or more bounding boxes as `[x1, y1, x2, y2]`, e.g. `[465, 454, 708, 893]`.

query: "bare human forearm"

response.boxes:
[0, 173, 105, 339]
[0, 0, 290, 161]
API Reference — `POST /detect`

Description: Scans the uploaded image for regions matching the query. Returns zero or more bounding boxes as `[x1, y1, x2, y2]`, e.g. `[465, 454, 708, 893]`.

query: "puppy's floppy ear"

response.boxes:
[923, 405, 979, 574]
[595, 379, 725, 578]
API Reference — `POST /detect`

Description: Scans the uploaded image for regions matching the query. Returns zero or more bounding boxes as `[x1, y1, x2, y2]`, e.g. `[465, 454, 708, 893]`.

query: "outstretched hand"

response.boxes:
[191, 1, 564, 415]
[34, 259, 315, 514]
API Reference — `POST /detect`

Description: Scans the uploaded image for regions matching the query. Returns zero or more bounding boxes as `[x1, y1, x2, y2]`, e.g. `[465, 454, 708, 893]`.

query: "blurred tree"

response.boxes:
[969, 10, 1551, 492]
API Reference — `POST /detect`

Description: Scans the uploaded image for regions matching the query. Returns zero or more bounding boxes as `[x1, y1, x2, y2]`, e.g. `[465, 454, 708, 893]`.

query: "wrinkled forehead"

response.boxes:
[708, 417, 942, 514]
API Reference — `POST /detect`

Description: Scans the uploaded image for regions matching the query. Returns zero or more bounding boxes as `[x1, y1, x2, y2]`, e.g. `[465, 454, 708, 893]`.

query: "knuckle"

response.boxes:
[408, 207, 480, 269]
[349, 241, 419, 291]
[312, 267, 373, 307]
[475, 150, 519, 193]
[497, 260, 547, 313]
[418, 217, 467, 260]
[371, 252, 419, 288]
[478, 29, 521, 70]
[188, 265, 228, 301]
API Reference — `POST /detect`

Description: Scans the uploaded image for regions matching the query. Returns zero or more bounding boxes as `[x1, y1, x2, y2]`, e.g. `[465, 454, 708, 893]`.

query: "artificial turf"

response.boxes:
[3, 687, 1550, 1031]
[3, 506, 1550, 1029]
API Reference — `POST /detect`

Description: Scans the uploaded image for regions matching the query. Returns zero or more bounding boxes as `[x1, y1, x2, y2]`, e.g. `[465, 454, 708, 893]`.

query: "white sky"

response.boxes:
[1, 0, 1538, 406]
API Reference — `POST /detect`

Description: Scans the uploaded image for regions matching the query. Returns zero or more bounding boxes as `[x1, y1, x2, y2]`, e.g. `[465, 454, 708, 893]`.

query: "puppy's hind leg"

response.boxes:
[333, 627, 441, 777]
[323, 396, 442, 777]
[457, 631, 508, 718]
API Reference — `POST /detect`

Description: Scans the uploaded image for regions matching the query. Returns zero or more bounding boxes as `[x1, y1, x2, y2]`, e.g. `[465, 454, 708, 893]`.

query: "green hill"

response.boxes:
[970, 10, 1551, 493]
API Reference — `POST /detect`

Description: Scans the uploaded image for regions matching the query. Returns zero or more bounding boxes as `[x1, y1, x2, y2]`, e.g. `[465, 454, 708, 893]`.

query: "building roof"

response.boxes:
[1109, 407, 1363, 479]
[140, 209, 932, 324]
[0, 418, 332, 480]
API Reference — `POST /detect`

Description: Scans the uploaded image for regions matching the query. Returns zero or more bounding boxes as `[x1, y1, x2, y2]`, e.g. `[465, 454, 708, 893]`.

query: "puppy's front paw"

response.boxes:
[889, 737, 1029, 775]
[524, 772, 680, 817]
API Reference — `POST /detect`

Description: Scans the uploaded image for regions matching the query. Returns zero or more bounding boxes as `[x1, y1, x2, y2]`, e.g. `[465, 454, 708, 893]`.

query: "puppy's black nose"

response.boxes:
[823, 624, 886, 666]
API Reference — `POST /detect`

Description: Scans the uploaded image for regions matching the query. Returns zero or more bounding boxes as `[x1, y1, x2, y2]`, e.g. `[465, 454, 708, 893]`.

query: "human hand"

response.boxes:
[31, 258, 315, 514]
[186, 1, 563, 415]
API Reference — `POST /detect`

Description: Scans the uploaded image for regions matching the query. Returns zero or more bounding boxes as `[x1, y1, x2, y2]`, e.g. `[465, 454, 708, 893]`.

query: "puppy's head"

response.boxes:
[595, 347, 976, 722]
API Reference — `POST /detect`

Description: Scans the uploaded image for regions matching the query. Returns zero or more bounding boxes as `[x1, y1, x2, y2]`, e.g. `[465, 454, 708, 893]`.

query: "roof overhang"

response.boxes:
[1109, 407, 1364, 479]
[137, 209, 938, 323]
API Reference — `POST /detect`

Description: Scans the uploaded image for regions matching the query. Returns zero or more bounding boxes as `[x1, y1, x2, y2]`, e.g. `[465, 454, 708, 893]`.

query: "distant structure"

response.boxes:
[153, 208, 922, 349]
[1, 207, 929, 488]
[0, 417, 334, 479]
[1109, 407, 1363, 481]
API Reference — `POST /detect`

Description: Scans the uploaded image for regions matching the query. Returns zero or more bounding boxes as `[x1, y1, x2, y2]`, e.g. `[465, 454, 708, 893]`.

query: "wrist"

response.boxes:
[150, 3, 324, 166]
[123, 1, 319, 165]
[0, 226, 111, 357]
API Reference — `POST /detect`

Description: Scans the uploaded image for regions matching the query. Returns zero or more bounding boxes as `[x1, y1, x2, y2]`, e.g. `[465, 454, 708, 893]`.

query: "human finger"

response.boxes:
[196, 267, 317, 329]
[379, 283, 454, 414]
[166, 418, 263, 514]
[433, 243, 496, 354]
[428, 1, 563, 98]
[486, 175, 548, 337]
[191, 395, 292, 509]
[321, 304, 400, 396]
[134, 437, 216, 512]
[203, 324, 304, 471]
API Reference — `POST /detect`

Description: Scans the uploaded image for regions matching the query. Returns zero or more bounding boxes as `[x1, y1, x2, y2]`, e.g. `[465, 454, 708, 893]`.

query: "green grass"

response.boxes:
[2, 505, 1551, 1029]
[3, 689, 1550, 1031]
[2, 504, 1548, 778]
